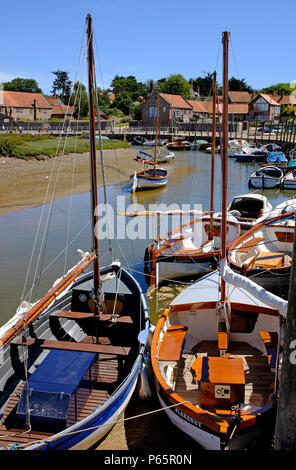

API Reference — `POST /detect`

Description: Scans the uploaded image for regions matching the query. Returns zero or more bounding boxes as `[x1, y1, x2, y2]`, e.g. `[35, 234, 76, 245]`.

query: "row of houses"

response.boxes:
[0, 91, 74, 122]
[141, 91, 296, 127]
[0, 89, 295, 127]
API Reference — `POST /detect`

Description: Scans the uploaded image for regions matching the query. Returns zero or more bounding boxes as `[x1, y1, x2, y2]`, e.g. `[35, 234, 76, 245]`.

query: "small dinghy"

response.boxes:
[248, 165, 284, 189]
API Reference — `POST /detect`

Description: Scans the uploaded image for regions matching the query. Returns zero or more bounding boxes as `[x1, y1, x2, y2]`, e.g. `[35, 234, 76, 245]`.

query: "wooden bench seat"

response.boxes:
[252, 252, 285, 269]
[158, 325, 188, 361]
[237, 237, 264, 253]
[52, 310, 133, 324]
[14, 338, 131, 356]
[259, 331, 278, 369]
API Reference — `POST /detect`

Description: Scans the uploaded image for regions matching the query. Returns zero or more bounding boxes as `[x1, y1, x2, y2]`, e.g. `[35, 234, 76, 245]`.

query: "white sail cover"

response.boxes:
[170, 262, 287, 317]
[220, 258, 288, 317]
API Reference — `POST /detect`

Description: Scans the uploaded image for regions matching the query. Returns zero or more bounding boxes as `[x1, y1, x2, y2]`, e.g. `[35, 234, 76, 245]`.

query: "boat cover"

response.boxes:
[26, 349, 96, 394]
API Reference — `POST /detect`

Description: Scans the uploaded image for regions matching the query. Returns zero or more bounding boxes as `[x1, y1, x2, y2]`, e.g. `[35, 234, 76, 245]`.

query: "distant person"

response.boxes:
[19, 126, 22, 133]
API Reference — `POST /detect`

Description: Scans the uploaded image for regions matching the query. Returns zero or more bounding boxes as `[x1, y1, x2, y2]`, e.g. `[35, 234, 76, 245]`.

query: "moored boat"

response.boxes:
[248, 166, 284, 189]
[228, 210, 295, 292]
[150, 32, 284, 450]
[228, 193, 272, 232]
[0, 14, 150, 450]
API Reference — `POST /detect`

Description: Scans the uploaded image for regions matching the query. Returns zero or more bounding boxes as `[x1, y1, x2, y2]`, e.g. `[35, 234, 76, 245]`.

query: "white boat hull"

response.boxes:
[250, 177, 281, 189]
[158, 259, 212, 282]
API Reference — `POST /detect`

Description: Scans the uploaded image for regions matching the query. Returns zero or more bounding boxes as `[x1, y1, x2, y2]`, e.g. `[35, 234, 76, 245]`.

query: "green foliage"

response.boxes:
[51, 70, 72, 104]
[0, 137, 17, 156]
[0, 134, 129, 159]
[192, 72, 221, 97]
[261, 83, 292, 95]
[111, 91, 134, 115]
[158, 74, 191, 99]
[2, 78, 42, 93]
[70, 81, 89, 118]
[111, 75, 147, 101]
[228, 77, 253, 92]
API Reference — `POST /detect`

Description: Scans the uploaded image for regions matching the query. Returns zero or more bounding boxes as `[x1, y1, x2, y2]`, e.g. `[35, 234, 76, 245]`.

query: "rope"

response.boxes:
[8, 400, 191, 449]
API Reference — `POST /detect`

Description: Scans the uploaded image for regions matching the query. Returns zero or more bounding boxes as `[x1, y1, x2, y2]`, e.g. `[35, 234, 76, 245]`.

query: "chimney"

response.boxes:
[33, 99, 37, 121]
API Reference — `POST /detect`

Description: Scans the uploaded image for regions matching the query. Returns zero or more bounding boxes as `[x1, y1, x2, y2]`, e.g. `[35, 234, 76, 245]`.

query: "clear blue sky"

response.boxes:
[1, 0, 295, 94]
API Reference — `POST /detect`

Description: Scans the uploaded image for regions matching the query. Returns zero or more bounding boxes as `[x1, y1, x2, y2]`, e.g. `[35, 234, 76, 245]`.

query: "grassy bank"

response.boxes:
[0, 134, 130, 160]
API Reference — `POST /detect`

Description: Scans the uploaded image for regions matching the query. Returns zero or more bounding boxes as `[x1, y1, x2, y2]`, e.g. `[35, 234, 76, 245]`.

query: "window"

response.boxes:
[162, 106, 167, 113]
[149, 106, 157, 117]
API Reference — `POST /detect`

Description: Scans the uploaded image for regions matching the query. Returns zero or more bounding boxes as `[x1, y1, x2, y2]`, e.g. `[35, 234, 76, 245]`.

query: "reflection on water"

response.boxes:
[0, 148, 293, 326]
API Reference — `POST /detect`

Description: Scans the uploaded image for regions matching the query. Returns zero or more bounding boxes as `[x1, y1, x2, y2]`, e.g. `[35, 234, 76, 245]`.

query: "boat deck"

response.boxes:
[174, 341, 274, 409]
[0, 335, 127, 449]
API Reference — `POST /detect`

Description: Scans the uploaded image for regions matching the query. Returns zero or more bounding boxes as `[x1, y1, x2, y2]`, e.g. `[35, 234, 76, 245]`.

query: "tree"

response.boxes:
[228, 76, 253, 92]
[261, 83, 292, 95]
[3, 78, 42, 93]
[192, 72, 220, 97]
[51, 70, 72, 104]
[111, 91, 134, 116]
[70, 82, 89, 118]
[158, 74, 191, 99]
[111, 75, 146, 101]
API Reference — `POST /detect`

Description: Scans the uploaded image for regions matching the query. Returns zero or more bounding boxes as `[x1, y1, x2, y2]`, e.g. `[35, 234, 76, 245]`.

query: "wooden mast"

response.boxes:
[153, 93, 160, 176]
[221, 32, 229, 302]
[86, 14, 100, 315]
[209, 70, 217, 240]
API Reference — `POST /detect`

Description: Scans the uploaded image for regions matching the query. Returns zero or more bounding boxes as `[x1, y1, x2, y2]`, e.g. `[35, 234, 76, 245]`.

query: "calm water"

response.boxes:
[0, 147, 294, 327]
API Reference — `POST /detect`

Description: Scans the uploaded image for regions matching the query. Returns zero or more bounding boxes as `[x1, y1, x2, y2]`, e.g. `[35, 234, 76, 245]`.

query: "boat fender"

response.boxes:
[137, 360, 152, 400]
[147, 324, 155, 350]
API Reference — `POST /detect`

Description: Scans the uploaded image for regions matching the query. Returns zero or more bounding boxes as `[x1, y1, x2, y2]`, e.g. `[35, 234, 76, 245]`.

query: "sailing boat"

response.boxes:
[145, 72, 240, 284]
[131, 94, 169, 192]
[0, 14, 149, 450]
[150, 32, 283, 450]
[227, 209, 295, 292]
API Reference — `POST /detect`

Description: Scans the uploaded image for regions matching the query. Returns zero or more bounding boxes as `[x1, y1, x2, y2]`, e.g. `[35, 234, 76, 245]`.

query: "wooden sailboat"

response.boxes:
[0, 14, 149, 450]
[145, 72, 240, 284]
[150, 32, 284, 450]
[131, 94, 169, 192]
[227, 209, 295, 292]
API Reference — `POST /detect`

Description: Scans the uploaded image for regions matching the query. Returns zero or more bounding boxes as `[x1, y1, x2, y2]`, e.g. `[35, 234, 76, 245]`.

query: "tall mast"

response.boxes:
[209, 70, 217, 240]
[86, 14, 100, 314]
[153, 93, 160, 175]
[221, 32, 229, 302]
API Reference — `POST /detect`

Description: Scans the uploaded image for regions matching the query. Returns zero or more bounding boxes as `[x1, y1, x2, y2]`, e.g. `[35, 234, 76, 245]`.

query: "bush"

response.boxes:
[0, 137, 17, 156]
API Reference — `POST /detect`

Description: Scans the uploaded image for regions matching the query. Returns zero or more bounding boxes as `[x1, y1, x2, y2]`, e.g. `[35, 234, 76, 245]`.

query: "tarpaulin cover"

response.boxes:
[27, 349, 96, 395]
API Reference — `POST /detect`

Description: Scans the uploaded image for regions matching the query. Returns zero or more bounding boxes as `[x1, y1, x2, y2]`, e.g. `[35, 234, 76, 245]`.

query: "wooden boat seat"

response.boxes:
[52, 310, 133, 323]
[158, 325, 188, 361]
[252, 252, 285, 269]
[237, 237, 264, 253]
[14, 338, 131, 356]
[192, 356, 245, 409]
[259, 331, 278, 370]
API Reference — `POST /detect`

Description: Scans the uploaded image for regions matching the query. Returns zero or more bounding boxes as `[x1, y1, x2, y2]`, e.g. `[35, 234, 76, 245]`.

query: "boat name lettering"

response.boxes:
[174, 407, 202, 428]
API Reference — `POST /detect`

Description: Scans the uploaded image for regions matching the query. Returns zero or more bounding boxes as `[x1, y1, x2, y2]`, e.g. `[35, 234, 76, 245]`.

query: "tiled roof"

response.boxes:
[278, 95, 296, 105]
[159, 93, 192, 109]
[189, 101, 248, 115]
[51, 103, 75, 116]
[256, 94, 281, 106]
[188, 100, 216, 113]
[0, 91, 51, 109]
[228, 91, 251, 103]
[227, 103, 249, 114]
